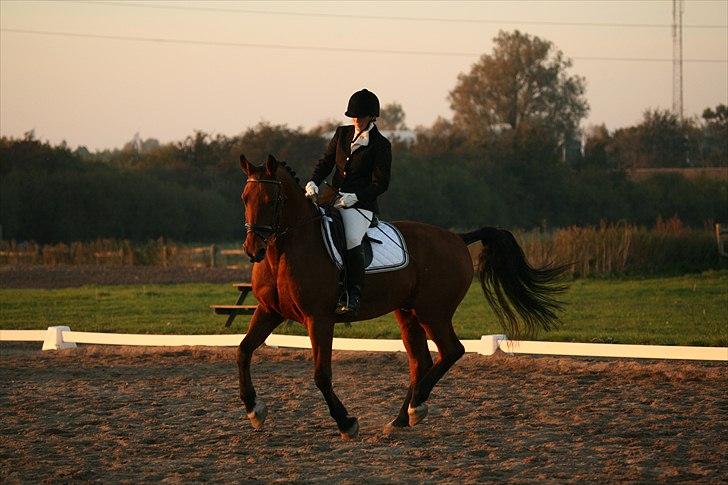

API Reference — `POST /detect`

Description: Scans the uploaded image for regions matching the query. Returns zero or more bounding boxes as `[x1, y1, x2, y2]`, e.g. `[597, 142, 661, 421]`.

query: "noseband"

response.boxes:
[244, 178, 286, 245]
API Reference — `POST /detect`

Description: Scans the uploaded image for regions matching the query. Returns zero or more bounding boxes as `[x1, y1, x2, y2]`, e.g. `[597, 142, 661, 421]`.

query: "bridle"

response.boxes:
[243, 177, 321, 247]
[244, 178, 286, 246]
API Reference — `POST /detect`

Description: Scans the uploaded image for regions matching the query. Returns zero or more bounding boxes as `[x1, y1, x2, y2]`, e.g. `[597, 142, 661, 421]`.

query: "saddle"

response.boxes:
[319, 205, 409, 274]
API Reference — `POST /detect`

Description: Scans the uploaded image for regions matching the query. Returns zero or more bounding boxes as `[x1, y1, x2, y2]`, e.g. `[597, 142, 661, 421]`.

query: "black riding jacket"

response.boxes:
[310, 124, 392, 213]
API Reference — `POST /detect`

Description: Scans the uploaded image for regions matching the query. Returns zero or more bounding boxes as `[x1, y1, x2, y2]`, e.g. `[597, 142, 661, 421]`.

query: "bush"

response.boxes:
[516, 218, 724, 277]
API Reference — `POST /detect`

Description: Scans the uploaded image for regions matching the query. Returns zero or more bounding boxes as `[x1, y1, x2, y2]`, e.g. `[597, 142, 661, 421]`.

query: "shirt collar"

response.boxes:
[354, 121, 375, 138]
[351, 122, 375, 151]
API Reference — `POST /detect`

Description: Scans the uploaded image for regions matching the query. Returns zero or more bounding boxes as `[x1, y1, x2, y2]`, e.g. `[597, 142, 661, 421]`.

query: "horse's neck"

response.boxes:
[266, 182, 326, 269]
[282, 184, 311, 227]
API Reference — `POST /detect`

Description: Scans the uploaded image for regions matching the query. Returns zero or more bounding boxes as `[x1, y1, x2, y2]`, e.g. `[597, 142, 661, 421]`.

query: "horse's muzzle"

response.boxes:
[244, 232, 268, 263]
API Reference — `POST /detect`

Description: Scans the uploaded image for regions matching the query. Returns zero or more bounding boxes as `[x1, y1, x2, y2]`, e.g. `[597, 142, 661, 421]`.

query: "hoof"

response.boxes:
[383, 419, 409, 435]
[246, 401, 268, 430]
[408, 403, 428, 427]
[340, 417, 359, 440]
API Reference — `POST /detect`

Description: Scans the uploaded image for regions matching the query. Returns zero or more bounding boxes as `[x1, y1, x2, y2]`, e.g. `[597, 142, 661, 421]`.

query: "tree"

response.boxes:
[611, 109, 694, 169]
[581, 124, 613, 169]
[410, 116, 469, 157]
[700, 104, 728, 166]
[703, 104, 728, 127]
[377, 102, 407, 130]
[448, 30, 588, 144]
[309, 118, 340, 138]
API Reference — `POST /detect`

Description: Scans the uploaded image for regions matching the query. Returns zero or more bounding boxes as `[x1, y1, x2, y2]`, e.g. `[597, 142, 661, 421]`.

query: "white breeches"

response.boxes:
[340, 207, 373, 249]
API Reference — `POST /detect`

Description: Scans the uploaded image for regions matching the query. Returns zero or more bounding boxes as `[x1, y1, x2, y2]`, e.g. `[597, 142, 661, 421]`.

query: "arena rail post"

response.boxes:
[479, 334, 507, 356]
[42, 326, 77, 351]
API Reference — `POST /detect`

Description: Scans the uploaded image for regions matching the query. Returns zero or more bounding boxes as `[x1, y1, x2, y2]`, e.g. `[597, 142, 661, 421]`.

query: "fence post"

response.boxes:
[210, 244, 218, 268]
[716, 223, 727, 257]
[42, 326, 76, 351]
[479, 334, 507, 356]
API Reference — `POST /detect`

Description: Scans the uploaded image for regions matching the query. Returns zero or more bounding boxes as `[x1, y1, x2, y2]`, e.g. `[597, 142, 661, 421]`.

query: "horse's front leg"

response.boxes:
[308, 318, 359, 439]
[237, 307, 284, 430]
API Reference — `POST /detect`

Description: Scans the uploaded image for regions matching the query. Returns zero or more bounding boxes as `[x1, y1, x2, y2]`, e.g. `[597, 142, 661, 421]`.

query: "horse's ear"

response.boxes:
[240, 154, 254, 175]
[265, 154, 279, 176]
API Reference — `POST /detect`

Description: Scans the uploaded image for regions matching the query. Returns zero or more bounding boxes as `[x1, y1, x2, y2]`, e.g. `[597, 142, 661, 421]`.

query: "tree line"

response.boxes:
[1, 30, 726, 243]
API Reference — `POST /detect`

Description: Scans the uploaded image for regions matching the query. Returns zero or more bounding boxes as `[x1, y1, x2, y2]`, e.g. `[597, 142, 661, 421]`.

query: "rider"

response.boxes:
[305, 89, 392, 315]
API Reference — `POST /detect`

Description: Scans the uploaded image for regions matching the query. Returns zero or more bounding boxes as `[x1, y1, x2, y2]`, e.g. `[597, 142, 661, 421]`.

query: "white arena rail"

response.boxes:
[1, 327, 726, 361]
[0, 329, 47, 342]
[497, 340, 728, 361]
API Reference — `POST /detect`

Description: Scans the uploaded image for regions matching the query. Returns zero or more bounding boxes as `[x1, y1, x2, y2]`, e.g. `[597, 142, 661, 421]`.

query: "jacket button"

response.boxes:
[346, 157, 350, 161]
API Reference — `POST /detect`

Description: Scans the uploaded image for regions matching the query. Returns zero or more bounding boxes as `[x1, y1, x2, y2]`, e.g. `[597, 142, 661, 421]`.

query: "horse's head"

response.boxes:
[240, 153, 285, 263]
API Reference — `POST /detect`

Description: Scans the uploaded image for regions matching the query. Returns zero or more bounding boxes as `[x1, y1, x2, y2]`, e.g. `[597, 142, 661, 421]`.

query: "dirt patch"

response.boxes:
[0, 265, 250, 289]
[1, 343, 726, 483]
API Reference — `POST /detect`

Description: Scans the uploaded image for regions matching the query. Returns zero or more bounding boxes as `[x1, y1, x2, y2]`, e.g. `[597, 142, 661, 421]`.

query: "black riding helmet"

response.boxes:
[345, 89, 380, 117]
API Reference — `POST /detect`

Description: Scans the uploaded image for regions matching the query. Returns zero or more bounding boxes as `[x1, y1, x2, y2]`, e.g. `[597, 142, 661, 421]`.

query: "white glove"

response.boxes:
[305, 181, 318, 199]
[334, 192, 358, 208]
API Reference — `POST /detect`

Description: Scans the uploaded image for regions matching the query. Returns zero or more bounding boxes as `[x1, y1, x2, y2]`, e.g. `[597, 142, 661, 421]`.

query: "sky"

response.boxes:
[1, 0, 726, 150]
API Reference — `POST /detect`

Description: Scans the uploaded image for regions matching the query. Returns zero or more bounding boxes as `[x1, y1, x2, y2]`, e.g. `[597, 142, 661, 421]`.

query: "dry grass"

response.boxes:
[626, 167, 728, 181]
[516, 217, 723, 277]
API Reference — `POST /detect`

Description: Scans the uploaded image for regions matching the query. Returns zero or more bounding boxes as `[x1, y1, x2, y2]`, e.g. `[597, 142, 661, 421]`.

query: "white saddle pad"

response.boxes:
[320, 208, 409, 274]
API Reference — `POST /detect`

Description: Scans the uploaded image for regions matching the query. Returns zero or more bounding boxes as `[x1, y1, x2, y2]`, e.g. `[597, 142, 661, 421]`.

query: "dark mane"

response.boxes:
[278, 161, 302, 189]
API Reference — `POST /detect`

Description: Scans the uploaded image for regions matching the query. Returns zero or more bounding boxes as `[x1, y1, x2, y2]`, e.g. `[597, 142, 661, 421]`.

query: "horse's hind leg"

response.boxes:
[408, 318, 465, 426]
[237, 308, 284, 430]
[385, 309, 433, 431]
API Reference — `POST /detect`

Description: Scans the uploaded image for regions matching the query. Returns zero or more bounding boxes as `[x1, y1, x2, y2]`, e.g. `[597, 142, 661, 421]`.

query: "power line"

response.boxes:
[72, 1, 728, 29]
[2, 28, 727, 64]
[0, 28, 476, 57]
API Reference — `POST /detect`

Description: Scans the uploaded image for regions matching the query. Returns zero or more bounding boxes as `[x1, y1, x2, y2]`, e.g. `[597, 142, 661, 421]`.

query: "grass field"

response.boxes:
[1, 271, 726, 346]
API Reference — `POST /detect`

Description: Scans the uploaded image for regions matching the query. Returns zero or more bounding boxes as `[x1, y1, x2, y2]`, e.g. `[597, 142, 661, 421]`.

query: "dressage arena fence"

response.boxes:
[2, 220, 724, 276]
[0, 240, 247, 268]
[1, 327, 726, 361]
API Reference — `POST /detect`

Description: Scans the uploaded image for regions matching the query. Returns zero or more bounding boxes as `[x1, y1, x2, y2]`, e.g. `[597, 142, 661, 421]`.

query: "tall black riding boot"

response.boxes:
[335, 244, 366, 315]
[335, 271, 347, 310]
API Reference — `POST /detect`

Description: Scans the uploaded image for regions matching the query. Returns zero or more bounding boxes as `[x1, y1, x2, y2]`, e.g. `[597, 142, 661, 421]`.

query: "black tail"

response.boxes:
[460, 227, 568, 339]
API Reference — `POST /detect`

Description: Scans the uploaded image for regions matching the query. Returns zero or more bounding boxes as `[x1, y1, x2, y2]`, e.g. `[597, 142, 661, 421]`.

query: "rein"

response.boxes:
[276, 210, 322, 239]
[244, 178, 321, 246]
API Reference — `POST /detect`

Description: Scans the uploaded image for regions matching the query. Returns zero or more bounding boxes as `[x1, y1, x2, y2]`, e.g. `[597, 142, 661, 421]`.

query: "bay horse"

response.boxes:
[238, 154, 565, 439]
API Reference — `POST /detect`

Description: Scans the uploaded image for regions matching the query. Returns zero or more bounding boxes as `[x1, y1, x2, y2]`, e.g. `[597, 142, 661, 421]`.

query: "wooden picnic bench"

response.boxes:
[211, 283, 257, 328]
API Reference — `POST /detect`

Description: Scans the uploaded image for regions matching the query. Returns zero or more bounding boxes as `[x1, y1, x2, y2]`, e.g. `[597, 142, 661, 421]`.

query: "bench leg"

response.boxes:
[225, 288, 251, 328]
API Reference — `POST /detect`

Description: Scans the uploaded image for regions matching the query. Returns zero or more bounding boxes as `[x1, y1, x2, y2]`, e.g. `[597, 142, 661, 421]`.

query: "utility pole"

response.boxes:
[672, 0, 684, 120]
